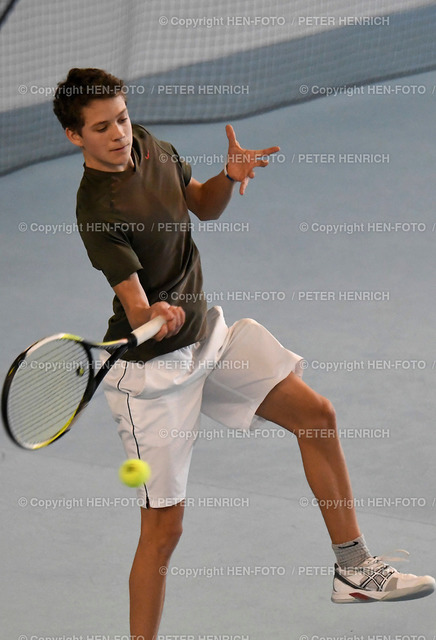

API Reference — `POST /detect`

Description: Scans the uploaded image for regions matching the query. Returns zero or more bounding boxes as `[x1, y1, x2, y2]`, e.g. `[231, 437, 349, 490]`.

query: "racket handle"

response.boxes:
[130, 315, 166, 347]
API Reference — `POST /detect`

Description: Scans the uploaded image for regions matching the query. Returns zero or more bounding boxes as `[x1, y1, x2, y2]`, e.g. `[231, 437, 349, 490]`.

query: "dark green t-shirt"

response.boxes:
[76, 124, 207, 362]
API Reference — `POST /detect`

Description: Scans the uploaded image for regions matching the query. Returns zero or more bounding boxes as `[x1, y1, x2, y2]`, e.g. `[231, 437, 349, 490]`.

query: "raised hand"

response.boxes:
[225, 124, 280, 195]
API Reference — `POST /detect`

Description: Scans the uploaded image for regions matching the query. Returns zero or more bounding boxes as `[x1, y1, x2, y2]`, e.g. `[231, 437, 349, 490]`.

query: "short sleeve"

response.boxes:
[78, 220, 143, 288]
[154, 136, 191, 187]
[172, 144, 192, 186]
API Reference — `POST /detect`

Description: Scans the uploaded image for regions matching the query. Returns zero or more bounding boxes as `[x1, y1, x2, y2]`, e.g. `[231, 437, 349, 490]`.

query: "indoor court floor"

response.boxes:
[1, 70, 436, 638]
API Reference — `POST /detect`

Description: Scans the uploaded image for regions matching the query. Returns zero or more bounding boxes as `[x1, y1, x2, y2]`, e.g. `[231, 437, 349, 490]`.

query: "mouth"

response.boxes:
[110, 143, 130, 152]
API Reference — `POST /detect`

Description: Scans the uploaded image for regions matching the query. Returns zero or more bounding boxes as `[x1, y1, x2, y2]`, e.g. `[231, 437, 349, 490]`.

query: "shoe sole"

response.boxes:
[331, 578, 436, 603]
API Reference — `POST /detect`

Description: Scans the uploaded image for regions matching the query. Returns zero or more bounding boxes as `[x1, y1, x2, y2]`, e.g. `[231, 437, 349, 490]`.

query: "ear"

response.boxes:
[65, 127, 84, 149]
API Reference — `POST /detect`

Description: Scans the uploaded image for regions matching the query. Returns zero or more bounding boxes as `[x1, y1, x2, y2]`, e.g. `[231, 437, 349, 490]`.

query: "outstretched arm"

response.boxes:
[185, 124, 279, 220]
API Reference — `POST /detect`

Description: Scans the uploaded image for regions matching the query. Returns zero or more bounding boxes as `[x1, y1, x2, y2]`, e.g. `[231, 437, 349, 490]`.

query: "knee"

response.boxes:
[140, 510, 183, 558]
[296, 395, 336, 437]
[318, 396, 336, 429]
[161, 519, 183, 550]
[150, 522, 183, 558]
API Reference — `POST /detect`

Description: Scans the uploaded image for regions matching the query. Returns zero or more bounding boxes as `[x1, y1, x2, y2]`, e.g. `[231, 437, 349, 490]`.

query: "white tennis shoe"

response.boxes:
[332, 552, 435, 603]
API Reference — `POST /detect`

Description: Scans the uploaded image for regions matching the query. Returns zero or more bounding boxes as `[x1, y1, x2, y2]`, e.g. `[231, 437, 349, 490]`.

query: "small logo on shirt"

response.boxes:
[144, 150, 150, 160]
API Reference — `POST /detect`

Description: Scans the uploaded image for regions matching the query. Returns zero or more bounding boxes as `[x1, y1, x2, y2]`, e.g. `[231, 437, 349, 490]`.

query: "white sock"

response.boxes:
[332, 534, 372, 568]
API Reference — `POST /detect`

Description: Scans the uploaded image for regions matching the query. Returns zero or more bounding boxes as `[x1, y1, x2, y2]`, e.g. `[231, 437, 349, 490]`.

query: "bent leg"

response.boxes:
[256, 372, 360, 544]
[130, 503, 184, 640]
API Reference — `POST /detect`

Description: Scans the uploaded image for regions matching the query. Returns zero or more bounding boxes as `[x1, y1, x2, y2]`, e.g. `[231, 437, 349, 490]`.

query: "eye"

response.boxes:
[97, 126, 107, 133]
[119, 117, 128, 123]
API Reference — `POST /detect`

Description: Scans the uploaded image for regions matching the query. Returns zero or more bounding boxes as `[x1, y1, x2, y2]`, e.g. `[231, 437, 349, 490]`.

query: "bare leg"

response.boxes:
[256, 372, 360, 544]
[130, 502, 184, 640]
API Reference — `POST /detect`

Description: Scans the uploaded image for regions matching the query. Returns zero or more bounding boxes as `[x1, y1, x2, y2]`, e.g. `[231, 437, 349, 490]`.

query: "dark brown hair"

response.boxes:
[53, 68, 126, 132]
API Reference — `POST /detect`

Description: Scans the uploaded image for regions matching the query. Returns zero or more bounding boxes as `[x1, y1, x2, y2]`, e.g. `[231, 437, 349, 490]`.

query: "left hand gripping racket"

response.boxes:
[1, 316, 165, 450]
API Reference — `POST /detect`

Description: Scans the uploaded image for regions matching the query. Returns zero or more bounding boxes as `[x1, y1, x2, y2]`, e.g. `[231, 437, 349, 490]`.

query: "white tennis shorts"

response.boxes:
[103, 306, 303, 508]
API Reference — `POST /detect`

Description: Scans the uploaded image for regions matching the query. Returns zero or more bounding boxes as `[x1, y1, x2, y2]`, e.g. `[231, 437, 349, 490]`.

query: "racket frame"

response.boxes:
[1, 316, 165, 449]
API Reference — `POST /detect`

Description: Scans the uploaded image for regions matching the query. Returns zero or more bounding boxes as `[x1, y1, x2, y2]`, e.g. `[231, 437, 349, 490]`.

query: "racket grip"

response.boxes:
[130, 315, 166, 347]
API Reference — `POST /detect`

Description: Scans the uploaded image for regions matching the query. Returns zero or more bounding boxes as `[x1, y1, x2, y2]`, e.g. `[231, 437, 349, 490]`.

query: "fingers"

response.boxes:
[253, 159, 270, 168]
[225, 123, 237, 145]
[225, 126, 279, 194]
[239, 176, 250, 196]
[149, 302, 185, 341]
[251, 146, 280, 167]
[259, 145, 280, 156]
[227, 125, 279, 158]
[239, 170, 256, 195]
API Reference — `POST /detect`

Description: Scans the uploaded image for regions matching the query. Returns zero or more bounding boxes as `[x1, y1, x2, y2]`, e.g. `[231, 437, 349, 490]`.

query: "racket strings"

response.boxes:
[10, 364, 89, 406]
[10, 340, 91, 386]
[16, 388, 89, 440]
[6, 339, 92, 447]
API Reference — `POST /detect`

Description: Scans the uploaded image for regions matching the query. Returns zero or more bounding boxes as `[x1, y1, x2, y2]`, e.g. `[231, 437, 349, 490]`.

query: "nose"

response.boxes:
[112, 122, 125, 139]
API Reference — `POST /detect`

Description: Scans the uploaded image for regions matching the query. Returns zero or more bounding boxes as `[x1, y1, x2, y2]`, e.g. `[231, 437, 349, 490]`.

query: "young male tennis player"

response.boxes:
[54, 68, 434, 639]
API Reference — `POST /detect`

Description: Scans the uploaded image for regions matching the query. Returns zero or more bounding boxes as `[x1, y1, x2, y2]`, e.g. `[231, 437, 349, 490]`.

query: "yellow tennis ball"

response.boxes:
[119, 459, 151, 488]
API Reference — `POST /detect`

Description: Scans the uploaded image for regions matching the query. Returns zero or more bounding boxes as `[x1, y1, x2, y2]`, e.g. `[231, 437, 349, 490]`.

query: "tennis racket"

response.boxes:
[1, 315, 165, 450]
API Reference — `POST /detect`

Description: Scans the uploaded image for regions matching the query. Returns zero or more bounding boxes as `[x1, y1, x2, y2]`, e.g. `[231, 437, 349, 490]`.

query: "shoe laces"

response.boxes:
[367, 549, 410, 568]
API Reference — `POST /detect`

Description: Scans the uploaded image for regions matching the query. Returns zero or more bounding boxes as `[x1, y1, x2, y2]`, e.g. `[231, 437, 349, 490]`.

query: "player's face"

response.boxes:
[68, 95, 133, 172]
